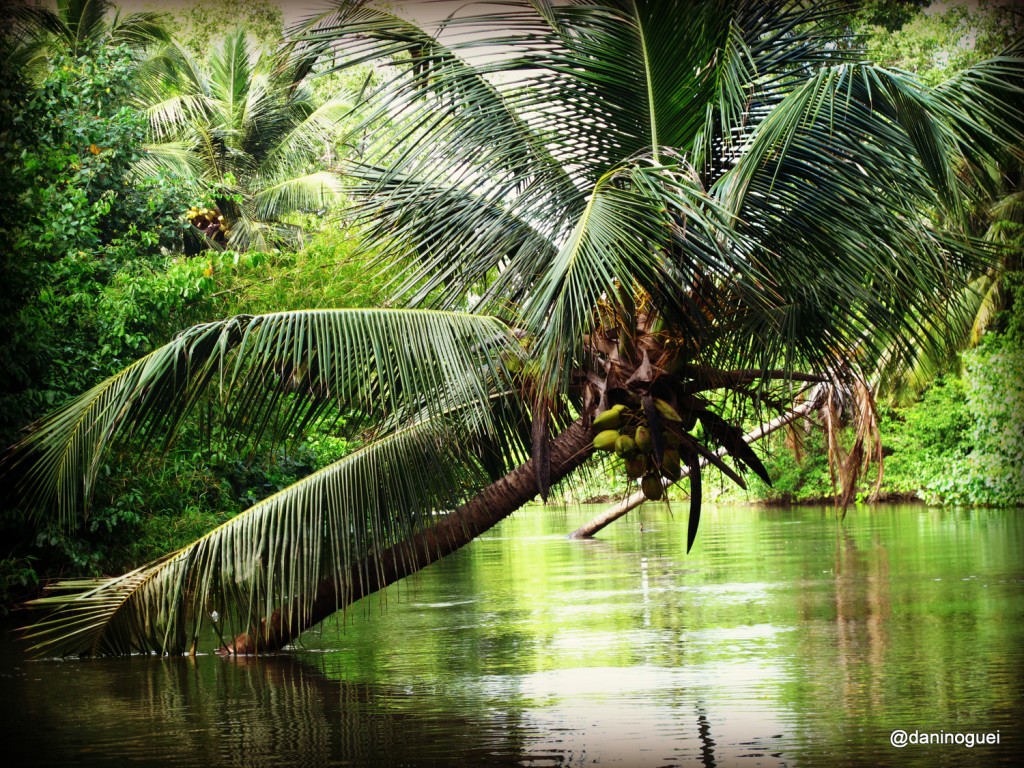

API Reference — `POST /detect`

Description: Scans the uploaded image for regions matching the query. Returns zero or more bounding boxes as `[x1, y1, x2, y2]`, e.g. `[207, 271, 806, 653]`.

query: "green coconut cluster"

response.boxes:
[591, 400, 689, 500]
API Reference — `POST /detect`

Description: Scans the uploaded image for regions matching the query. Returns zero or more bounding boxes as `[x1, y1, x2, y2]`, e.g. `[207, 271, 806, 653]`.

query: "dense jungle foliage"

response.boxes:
[0, 0, 1021, 615]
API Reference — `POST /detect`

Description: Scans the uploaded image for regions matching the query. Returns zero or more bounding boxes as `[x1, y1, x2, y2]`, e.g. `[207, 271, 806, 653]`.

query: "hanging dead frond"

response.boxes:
[815, 371, 884, 518]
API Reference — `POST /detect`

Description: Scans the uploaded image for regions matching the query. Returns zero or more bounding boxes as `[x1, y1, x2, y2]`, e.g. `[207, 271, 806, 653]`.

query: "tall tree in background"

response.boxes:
[7, 0, 170, 77]
[4, 0, 1022, 657]
[171, 0, 285, 57]
[138, 29, 351, 251]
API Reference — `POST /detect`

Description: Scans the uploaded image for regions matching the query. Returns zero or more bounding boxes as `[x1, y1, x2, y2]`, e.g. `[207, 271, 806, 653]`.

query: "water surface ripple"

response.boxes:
[2, 504, 1021, 767]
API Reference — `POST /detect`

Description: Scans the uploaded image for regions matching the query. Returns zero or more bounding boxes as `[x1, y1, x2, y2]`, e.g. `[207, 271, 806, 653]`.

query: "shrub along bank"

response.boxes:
[739, 286, 1024, 509]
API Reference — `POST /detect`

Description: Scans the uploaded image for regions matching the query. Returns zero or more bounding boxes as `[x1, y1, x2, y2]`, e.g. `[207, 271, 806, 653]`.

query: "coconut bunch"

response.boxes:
[186, 205, 228, 242]
[591, 399, 686, 500]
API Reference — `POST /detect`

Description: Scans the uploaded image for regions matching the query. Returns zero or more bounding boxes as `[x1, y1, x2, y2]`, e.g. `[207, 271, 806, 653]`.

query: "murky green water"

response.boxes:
[2, 504, 1022, 767]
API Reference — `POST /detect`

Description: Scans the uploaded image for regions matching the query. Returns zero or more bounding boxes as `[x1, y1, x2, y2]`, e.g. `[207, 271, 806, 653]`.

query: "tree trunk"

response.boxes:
[568, 402, 817, 539]
[225, 417, 595, 654]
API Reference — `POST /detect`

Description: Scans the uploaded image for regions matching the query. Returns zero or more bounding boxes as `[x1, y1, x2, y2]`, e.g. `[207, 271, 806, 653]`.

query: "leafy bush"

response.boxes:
[0, 556, 38, 615]
[0, 43, 191, 440]
[875, 377, 973, 503]
[739, 361, 1022, 508]
[209, 225, 392, 315]
[959, 335, 1024, 506]
[745, 425, 836, 504]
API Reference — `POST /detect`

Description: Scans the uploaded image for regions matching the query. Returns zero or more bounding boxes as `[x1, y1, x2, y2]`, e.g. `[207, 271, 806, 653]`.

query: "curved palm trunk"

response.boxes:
[225, 418, 594, 654]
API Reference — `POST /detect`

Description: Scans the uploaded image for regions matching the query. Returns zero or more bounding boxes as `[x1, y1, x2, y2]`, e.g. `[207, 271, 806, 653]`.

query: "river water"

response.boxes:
[1, 504, 1021, 767]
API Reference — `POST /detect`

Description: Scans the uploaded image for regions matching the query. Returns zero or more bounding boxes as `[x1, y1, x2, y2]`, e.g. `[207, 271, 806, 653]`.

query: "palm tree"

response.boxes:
[5, 0, 1022, 657]
[137, 29, 351, 251]
[7, 0, 170, 76]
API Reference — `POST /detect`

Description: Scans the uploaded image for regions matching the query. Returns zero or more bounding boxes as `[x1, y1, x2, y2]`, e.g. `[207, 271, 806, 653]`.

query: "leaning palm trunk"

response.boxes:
[570, 401, 818, 540]
[226, 418, 594, 654]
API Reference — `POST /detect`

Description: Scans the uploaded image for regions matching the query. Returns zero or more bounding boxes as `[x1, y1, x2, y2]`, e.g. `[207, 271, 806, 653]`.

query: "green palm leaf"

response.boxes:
[133, 140, 203, 181]
[22, 412, 506, 657]
[2, 309, 518, 530]
[715, 59, 1020, 376]
[263, 98, 354, 166]
[250, 171, 346, 220]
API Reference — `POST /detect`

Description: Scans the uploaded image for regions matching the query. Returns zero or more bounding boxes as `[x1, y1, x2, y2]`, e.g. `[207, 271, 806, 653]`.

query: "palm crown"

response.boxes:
[5, 0, 1022, 657]
[8, 0, 170, 75]
[139, 29, 352, 250]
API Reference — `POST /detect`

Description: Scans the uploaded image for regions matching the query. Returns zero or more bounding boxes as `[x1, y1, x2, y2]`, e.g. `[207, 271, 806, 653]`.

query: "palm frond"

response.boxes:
[222, 214, 278, 252]
[60, 0, 110, 51]
[872, 270, 1007, 402]
[142, 94, 211, 142]
[627, 0, 737, 157]
[2, 310, 518, 529]
[338, 161, 560, 312]
[132, 141, 204, 183]
[9, 4, 70, 46]
[714, 61, 1012, 376]
[210, 28, 254, 136]
[968, 275, 1004, 345]
[299, 1, 587, 263]
[107, 9, 171, 50]
[22, 412, 503, 657]
[987, 191, 1024, 240]
[262, 97, 353, 167]
[931, 44, 1024, 181]
[250, 171, 346, 219]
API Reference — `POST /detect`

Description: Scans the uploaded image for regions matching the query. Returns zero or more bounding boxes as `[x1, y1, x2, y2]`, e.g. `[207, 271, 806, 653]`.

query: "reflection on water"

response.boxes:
[1, 504, 1022, 767]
